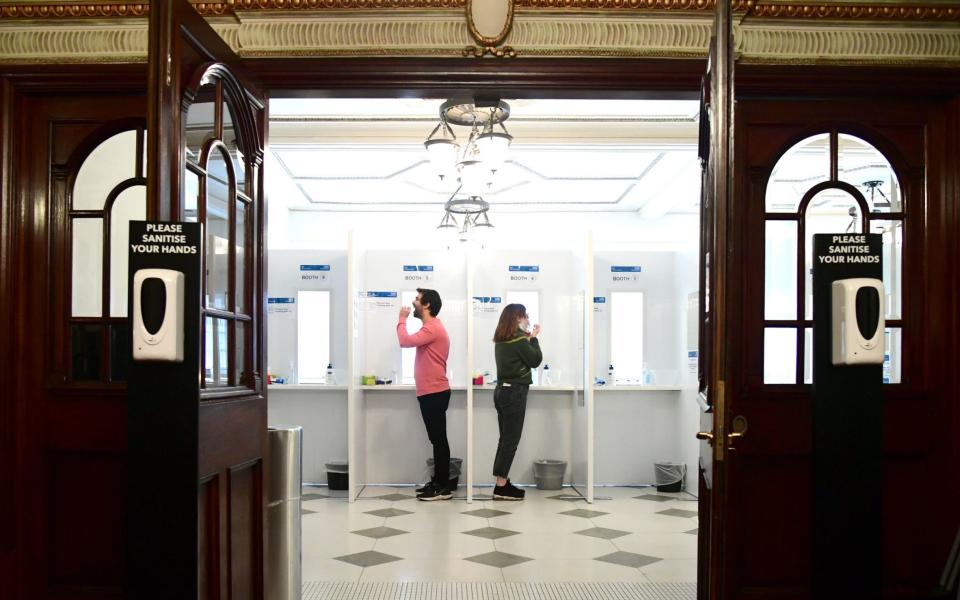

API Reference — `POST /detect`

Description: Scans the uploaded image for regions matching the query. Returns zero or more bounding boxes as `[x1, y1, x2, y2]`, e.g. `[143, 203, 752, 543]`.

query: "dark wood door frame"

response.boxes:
[3, 57, 960, 600]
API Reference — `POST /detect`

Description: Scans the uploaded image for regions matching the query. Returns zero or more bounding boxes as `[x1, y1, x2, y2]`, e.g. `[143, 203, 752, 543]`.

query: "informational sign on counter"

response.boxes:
[687, 291, 699, 374]
[611, 265, 641, 283]
[508, 265, 539, 282]
[473, 296, 502, 314]
[403, 265, 434, 282]
[363, 291, 398, 311]
[593, 296, 606, 313]
[268, 297, 295, 314]
[300, 264, 330, 282]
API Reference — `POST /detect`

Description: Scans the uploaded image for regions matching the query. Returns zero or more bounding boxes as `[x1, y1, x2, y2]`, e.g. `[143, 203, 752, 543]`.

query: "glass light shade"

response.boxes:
[437, 210, 458, 229]
[424, 138, 459, 175]
[457, 160, 490, 195]
[473, 210, 494, 228]
[475, 132, 512, 169]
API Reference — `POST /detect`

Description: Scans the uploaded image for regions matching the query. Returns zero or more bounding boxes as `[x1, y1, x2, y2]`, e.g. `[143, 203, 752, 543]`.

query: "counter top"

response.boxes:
[268, 383, 683, 392]
[361, 384, 579, 392]
[594, 385, 682, 391]
[268, 384, 347, 391]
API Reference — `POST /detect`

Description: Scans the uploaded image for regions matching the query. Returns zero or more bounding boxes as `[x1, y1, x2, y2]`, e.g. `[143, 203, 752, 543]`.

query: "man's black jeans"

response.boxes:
[417, 389, 451, 489]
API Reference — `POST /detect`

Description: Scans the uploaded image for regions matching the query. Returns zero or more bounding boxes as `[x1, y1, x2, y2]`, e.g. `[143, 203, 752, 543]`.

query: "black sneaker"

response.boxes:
[416, 482, 453, 501]
[493, 480, 525, 501]
[416, 478, 436, 494]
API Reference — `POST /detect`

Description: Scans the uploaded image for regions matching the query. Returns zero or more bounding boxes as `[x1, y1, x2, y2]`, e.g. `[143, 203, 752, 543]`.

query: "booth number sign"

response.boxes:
[300, 264, 330, 282]
[403, 265, 434, 282]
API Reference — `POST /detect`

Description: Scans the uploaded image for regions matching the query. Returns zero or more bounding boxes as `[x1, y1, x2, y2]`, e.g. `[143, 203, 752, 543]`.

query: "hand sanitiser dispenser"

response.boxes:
[831, 278, 884, 365]
[133, 268, 185, 362]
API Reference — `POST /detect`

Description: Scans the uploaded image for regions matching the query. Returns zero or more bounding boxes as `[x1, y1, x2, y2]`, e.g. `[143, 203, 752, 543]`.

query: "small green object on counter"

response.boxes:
[362, 374, 377, 385]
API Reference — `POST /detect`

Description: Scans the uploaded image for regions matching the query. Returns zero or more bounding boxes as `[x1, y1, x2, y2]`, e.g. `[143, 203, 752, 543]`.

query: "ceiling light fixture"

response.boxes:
[426, 98, 512, 237]
[862, 179, 892, 210]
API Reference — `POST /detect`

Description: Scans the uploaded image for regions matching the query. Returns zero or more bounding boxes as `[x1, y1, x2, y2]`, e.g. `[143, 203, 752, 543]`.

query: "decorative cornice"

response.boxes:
[746, 2, 959, 22]
[737, 22, 960, 65]
[1, 0, 959, 21]
[0, 19, 147, 63]
[227, 14, 712, 58]
[1, 10, 958, 65]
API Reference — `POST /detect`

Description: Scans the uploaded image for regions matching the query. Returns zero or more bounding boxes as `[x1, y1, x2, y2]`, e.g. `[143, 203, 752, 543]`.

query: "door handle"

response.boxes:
[696, 415, 747, 449]
[726, 415, 748, 451]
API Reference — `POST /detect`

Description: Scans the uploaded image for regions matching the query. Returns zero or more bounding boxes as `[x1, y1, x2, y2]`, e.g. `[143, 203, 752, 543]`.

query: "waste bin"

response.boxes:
[533, 459, 567, 490]
[654, 462, 686, 492]
[325, 461, 349, 490]
[426, 457, 463, 489]
[268, 425, 302, 600]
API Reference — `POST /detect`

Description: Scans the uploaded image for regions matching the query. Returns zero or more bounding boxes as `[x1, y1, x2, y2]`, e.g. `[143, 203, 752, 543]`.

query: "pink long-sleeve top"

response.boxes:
[397, 315, 450, 397]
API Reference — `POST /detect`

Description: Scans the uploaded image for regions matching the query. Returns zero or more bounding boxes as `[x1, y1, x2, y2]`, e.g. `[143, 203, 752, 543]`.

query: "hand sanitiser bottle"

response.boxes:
[326, 363, 336, 385]
[607, 364, 615, 386]
[542, 364, 552, 386]
[642, 363, 654, 385]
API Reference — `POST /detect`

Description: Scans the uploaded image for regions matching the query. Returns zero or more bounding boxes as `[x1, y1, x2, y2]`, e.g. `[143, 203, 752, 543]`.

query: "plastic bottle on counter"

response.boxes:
[642, 363, 655, 385]
[326, 363, 336, 385]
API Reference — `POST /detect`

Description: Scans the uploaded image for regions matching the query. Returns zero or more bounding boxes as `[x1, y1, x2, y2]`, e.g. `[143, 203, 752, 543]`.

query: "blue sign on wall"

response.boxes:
[403, 265, 434, 272]
[300, 264, 331, 271]
[473, 296, 502, 303]
[509, 265, 540, 272]
[268, 297, 295, 304]
[594, 297, 606, 303]
[611, 266, 641, 273]
[366, 291, 398, 298]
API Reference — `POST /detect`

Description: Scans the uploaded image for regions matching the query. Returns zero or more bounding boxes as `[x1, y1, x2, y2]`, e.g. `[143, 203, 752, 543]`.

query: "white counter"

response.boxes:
[269, 384, 348, 391]
[268, 383, 682, 393]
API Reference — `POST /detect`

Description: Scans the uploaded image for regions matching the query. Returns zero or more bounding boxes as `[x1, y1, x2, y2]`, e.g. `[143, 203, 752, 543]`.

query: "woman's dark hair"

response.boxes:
[416, 288, 442, 316]
[493, 303, 527, 342]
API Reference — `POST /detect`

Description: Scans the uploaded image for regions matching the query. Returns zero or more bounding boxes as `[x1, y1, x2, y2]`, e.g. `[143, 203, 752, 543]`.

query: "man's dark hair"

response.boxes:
[416, 288, 442, 317]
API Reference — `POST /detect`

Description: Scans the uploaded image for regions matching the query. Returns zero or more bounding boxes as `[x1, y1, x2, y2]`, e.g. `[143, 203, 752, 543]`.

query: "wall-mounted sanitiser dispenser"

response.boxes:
[831, 278, 884, 365]
[133, 268, 185, 362]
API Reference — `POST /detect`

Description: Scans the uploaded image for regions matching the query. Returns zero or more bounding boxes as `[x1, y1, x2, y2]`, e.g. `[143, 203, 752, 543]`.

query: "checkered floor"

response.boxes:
[301, 485, 698, 585]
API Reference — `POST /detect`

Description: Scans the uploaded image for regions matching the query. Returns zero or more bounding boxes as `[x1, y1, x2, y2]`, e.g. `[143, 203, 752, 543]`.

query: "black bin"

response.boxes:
[325, 461, 348, 490]
[654, 462, 686, 493]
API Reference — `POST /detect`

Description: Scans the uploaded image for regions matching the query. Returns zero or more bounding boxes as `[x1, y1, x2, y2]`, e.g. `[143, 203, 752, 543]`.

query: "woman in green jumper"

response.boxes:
[491, 303, 542, 500]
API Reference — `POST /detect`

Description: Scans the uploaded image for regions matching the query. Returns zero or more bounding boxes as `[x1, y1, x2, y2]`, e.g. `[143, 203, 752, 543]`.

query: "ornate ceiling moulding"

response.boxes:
[0, 0, 958, 21]
[465, 0, 516, 56]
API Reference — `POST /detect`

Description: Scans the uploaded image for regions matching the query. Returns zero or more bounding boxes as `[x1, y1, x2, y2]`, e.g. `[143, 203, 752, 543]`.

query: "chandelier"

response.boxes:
[861, 180, 891, 210]
[424, 98, 513, 237]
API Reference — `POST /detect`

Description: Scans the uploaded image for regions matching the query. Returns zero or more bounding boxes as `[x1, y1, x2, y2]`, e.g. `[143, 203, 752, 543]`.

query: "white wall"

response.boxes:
[265, 214, 701, 488]
[267, 250, 348, 382]
[363, 391, 468, 484]
[361, 249, 468, 386]
[594, 391, 681, 484]
[593, 251, 679, 384]
[591, 250, 697, 486]
[472, 249, 580, 385]
[675, 245, 701, 495]
[474, 391, 575, 486]
[268, 390, 347, 484]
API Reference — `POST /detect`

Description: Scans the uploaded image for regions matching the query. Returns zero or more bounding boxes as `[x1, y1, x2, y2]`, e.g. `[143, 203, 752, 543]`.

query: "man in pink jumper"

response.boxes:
[397, 288, 452, 501]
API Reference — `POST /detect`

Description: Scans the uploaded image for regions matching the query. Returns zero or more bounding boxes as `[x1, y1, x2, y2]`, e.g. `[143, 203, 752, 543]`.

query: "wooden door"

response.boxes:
[696, 22, 960, 600]
[130, 2, 268, 599]
[696, 2, 738, 598]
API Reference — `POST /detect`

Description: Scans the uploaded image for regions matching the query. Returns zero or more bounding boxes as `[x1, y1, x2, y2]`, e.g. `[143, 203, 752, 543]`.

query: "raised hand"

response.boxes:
[399, 306, 411, 319]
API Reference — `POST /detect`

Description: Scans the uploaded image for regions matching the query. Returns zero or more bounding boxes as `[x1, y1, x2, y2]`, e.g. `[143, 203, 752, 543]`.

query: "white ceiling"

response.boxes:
[267, 98, 702, 217]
